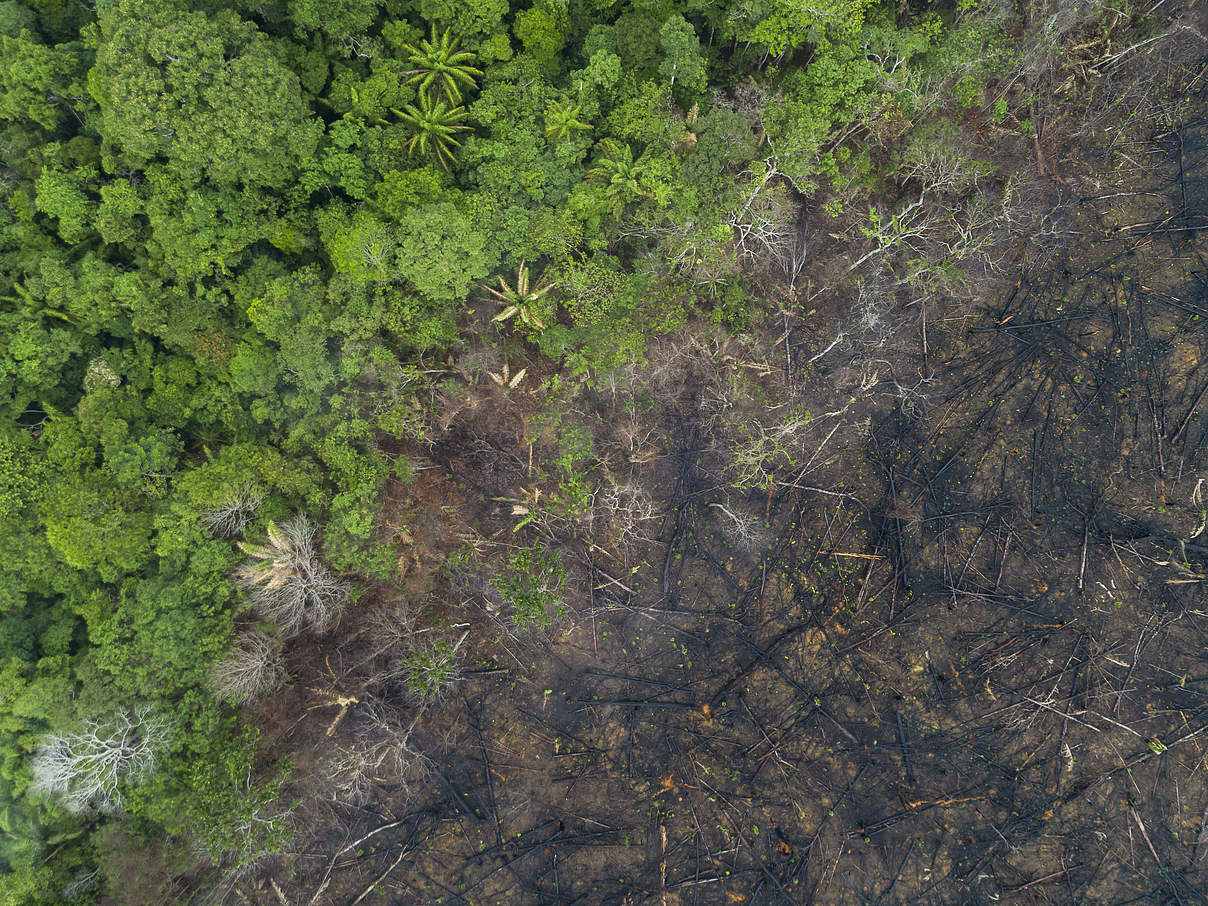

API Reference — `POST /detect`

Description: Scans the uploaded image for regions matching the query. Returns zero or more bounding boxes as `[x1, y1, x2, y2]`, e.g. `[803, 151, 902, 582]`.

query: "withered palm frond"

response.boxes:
[234, 516, 349, 637]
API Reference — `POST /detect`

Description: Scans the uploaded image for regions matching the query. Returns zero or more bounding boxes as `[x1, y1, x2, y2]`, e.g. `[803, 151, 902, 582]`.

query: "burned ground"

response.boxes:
[239, 78, 1208, 906]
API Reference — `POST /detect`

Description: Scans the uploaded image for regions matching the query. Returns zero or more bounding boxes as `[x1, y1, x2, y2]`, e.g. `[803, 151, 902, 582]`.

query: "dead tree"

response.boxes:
[235, 517, 350, 637]
[201, 484, 264, 538]
[709, 501, 769, 553]
[30, 707, 170, 814]
[211, 631, 288, 706]
[597, 478, 660, 551]
[727, 164, 808, 285]
[323, 702, 430, 807]
[725, 414, 810, 491]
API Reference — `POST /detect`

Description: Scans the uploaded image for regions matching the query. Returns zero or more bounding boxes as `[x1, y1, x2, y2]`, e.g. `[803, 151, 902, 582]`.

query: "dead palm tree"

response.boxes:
[235, 517, 349, 636]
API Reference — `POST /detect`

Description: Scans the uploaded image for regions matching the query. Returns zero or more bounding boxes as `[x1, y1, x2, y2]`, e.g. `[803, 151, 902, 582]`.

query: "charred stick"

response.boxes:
[896, 712, 916, 787]
[873, 840, 915, 906]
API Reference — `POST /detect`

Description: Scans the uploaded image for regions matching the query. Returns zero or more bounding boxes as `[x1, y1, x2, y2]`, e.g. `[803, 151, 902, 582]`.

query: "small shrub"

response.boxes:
[492, 547, 566, 630]
[403, 638, 462, 699]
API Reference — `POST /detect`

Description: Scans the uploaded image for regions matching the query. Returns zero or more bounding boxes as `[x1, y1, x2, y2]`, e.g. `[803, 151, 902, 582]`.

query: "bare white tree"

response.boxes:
[851, 274, 898, 350]
[61, 870, 99, 900]
[364, 599, 418, 656]
[848, 189, 1005, 289]
[235, 517, 350, 637]
[324, 704, 429, 807]
[202, 484, 264, 538]
[597, 479, 660, 550]
[30, 707, 170, 814]
[727, 164, 810, 286]
[358, 225, 396, 281]
[898, 126, 989, 197]
[211, 631, 287, 706]
[847, 194, 934, 273]
[709, 502, 769, 553]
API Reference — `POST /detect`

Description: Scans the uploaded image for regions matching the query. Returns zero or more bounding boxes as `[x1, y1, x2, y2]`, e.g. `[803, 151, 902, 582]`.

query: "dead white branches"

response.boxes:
[848, 190, 1005, 286]
[598, 479, 660, 549]
[727, 164, 808, 285]
[201, 484, 264, 538]
[323, 704, 429, 807]
[725, 413, 811, 491]
[211, 631, 288, 706]
[709, 502, 769, 553]
[30, 707, 169, 814]
[235, 517, 350, 637]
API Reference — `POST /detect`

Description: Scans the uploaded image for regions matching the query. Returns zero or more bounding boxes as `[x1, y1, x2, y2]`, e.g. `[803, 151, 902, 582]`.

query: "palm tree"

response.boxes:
[588, 139, 648, 215]
[484, 260, 557, 330]
[391, 95, 471, 170]
[235, 517, 350, 637]
[544, 100, 592, 143]
[402, 26, 483, 104]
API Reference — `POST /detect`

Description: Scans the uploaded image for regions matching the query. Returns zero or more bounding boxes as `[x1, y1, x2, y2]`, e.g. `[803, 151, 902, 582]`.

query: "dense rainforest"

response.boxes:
[1, 0, 1207, 902]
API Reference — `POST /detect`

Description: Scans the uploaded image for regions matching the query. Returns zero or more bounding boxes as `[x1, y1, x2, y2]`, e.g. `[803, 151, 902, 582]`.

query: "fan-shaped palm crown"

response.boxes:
[588, 139, 649, 215]
[402, 26, 483, 104]
[485, 261, 558, 330]
[391, 94, 471, 170]
[544, 100, 593, 143]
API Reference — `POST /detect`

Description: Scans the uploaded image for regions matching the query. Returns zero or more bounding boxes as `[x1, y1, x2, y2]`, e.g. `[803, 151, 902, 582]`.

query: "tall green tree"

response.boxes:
[728, 0, 875, 57]
[88, 0, 321, 189]
[289, 0, 381, 39]
[658, 15, 708, 101]
[0, 27, 84, 130]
